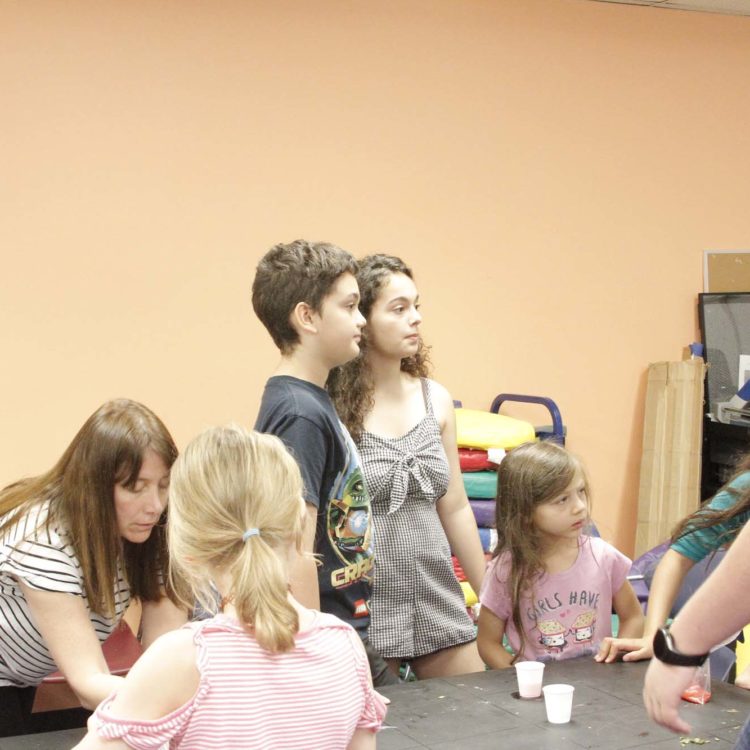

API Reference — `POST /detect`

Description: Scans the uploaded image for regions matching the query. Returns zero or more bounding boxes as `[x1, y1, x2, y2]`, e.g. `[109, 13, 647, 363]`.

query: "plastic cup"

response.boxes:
[514, 660, 545, 698]
[543, 683, 575, 724]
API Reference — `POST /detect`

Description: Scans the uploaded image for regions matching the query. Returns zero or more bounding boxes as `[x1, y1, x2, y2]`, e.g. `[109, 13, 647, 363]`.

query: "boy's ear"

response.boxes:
[290, 301, 318, 336]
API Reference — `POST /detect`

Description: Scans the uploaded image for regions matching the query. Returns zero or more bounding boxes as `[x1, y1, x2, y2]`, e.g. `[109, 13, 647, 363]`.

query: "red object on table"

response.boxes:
[681, 686, 712, 704]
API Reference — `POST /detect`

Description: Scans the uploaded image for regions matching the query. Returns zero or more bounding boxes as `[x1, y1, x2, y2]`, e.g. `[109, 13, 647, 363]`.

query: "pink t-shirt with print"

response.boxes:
[479, 536, 631, 662]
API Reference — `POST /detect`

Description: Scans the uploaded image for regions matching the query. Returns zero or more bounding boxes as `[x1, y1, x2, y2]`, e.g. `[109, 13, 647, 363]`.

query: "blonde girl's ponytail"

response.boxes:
[232, 526, 299, 652]
[168, 425, 307, 653]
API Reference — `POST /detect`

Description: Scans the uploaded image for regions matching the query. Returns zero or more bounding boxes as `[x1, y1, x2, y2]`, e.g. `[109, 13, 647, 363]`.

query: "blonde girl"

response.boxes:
[0, 399, 186, 737]
[75, 426, 385, 750]
[477, 441, 643, 667]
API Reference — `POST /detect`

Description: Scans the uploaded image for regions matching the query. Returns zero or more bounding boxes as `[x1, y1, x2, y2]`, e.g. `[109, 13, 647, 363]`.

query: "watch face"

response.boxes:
[653, 627, 669, 660]
[653, 627, 708, 667]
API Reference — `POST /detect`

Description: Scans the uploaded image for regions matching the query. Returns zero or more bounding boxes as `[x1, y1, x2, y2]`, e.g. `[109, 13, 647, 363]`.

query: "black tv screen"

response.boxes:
[699, 292, 750, 415]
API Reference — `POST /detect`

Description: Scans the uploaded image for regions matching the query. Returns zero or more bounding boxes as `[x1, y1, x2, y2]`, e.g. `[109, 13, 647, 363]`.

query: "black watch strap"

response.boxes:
[653, 627, 709, 667]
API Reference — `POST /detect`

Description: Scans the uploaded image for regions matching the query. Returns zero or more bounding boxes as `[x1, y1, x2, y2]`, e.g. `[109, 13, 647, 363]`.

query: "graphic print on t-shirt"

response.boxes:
[481, 537, 630, 662]
[329, 474, 370, 557]
[536, 619, 568, 654]
[570, 610, 596, 643]
[327, 429, 374, 598]
[535, 607, 597, 655]
[529, 584, 600, 657]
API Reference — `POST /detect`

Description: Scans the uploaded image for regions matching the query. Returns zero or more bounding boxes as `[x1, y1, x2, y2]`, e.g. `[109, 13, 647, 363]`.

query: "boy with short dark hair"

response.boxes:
[252, 240, 395, 685]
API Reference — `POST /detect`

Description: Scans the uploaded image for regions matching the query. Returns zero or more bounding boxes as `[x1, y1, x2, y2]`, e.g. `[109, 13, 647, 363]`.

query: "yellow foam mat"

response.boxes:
[461, 580, 478, 607]
[456, 408, 536, 450]
[736, 625, 750, 676]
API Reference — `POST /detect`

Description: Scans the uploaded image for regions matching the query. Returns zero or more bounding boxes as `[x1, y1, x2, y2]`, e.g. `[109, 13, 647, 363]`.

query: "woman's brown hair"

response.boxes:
[327, 253, 431, 442]
[0, 399, 178, 617]
[671, 451, 750, 547]
[492, 441, 590, 662]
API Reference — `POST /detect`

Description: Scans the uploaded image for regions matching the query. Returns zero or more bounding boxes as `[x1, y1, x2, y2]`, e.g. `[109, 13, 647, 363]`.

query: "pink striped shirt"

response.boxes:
[93, 612, 386, 749]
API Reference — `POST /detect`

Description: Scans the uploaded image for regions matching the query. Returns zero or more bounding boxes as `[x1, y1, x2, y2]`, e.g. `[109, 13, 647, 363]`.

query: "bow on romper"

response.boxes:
[359, 379, 476, 660]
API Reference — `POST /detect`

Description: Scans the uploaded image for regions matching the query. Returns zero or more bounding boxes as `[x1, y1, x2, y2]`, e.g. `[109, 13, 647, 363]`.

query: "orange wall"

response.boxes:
[2, 0, 749, 555]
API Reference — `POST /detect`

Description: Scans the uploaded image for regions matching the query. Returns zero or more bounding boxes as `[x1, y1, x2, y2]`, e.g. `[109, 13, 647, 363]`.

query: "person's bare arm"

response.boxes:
[662, 521, 750, 657]
[345, 625, 385, 749]
[73, 719, 130, 750]
[21, 583, 123, 710]
[640, 550, 695, 646]
[611, 580, 644, 640]
[72, 628, 199, 749]
[596, 549, 694, 663]
[346, 729, 377, 750]
[644, 521, 750, 733]
[433, 382, 486, 594]
[289, 503, 320, 610]
[476, 606, 514, 669]
[139, 595, 188, 649]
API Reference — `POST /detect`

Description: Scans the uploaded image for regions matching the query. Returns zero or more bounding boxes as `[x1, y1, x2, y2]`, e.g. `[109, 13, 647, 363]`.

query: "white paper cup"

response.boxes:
[543, 683, 575, 724]
[514, 660, 545, 698]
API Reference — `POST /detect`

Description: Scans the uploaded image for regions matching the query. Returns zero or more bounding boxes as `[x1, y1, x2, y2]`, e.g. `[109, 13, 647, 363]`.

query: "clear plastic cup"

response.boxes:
[514, 660, 545, 698]
[543, 683, 575, 723]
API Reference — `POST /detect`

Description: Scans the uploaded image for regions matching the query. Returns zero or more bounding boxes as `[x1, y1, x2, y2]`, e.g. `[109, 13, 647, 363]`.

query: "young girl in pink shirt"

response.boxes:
[477, 441, 643, 667]
[75, 426, 386, 750]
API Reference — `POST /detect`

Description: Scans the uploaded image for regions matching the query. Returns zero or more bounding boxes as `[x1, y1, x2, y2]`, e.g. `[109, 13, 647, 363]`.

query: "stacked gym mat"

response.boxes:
[460, 450, 499, 554]
[453, 408, 536, 613]
[456, 408, 535, 543]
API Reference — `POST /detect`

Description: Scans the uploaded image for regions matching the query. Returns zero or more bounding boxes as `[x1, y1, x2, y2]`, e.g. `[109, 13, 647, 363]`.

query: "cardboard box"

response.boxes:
[635, 359, 707, 556]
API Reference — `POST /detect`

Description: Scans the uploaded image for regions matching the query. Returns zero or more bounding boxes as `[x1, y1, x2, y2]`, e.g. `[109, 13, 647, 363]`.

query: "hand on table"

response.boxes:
[642, 657, 697, 734]
[375, 690, 391, 705]
[595, 636, 652, 663]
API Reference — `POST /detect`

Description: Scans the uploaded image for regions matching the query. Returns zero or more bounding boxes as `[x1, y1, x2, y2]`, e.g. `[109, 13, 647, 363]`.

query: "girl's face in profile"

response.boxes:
[114, 449, 170, 543]
[367, 272, 422, 360]
[532, 468, 589, 547]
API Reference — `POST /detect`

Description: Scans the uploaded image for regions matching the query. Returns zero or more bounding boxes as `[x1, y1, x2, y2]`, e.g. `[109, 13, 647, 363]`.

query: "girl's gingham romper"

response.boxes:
[359, 379, 476, 660]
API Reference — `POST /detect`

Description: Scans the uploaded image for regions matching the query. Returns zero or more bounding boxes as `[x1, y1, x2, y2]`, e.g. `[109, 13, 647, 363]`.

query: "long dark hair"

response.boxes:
[671, 451, 750, 547]
[492, 441, 590, 662]
[0, 399, 179, 617]
[327, 254, 431, 442]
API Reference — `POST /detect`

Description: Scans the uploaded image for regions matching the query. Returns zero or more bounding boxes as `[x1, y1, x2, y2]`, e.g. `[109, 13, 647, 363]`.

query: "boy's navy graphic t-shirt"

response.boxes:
[255, 376, 374, 632]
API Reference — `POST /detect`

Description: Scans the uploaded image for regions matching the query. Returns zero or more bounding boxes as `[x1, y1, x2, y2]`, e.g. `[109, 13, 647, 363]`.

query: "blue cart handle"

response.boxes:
[489, 393, 564, 443]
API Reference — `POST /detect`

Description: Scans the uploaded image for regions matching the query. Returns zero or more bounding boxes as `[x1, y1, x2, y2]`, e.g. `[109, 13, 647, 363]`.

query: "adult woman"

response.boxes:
[328, 254, 486, 678]
[0, 399, 187, 736]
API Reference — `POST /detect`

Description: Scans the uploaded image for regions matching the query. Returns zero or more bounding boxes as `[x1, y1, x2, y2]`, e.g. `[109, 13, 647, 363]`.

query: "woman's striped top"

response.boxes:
[0, 500, 130, 686]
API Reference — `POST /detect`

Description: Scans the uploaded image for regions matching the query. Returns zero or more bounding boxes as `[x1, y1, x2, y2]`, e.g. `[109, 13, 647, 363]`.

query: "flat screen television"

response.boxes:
[699, 292, 750, 417]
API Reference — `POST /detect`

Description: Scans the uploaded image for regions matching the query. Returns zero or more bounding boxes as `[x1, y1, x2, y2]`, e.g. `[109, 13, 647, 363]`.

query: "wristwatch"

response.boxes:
[652, 626, 709, 667]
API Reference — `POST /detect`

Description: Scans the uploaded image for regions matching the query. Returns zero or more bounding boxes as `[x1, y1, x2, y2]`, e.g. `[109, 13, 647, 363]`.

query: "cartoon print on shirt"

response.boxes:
[536, 619, 568, 653]
[329, 474, 371, 557]
[569, 610, 596, 643]
[327, 428, 374, 594]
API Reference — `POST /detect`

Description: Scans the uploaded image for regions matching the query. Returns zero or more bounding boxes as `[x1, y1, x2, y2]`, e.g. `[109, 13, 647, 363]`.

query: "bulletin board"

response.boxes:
[704, 251, 750, 293]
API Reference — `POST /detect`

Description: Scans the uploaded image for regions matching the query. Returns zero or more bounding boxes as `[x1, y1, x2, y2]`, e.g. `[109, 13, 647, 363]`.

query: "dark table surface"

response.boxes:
[376, 658, 750, 750]
[0, 728, 85, 750]
[1, 659, 748, 749]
